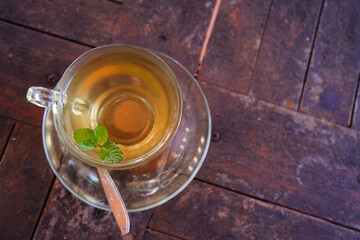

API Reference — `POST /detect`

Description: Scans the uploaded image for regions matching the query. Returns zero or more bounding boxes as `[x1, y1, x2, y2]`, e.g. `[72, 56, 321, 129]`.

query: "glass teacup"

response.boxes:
[27, 44, 182, 170]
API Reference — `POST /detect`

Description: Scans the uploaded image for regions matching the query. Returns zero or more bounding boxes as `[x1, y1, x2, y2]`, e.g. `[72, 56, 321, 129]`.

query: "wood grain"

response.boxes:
[0, 117, 14, 157]
[197, 0, 271, 93]
[0, 123, 54, 240]
[33, 179, 152, 240]
[0, 0, 215, 72]
[149, 180, 360, 240]
[198, 82, 360, 230]
[300, 0, 360, 126]
[249, 0, 322, 109]
[0, 21, 89, 126]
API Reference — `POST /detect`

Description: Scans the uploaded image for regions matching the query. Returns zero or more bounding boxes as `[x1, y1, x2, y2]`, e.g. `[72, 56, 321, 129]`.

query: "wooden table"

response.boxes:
[1, 0, 360, 239]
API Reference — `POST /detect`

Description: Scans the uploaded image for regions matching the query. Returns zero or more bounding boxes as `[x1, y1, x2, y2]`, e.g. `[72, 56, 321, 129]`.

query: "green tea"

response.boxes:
[62, 50, 181, 163]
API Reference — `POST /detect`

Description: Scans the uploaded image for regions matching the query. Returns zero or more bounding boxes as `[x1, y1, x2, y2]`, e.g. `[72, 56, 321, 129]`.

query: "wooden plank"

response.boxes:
[197, 82, 360, 230]
[197, 0, 271, 93]
[0, 123, 54, 240]
[149, 180, 360, 239]
[0, 0, 215, 72]
[0, 21, 89, 126]
[249, 0, 322, 109]
[144, 229, 182, 240]
[33, 179, 152, 240]
[300, 0, 360, 126]
[0, 117, 14, 156]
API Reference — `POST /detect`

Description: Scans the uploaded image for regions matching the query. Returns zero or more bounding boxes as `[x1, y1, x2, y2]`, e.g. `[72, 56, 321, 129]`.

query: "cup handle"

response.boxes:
[26, 86, 59, 108]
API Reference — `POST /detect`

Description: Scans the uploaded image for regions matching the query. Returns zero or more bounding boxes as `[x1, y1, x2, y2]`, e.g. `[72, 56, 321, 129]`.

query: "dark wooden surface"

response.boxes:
[1, 0, 360, 239]
[249, 0, 322, 109]
[0, 123, 54, 239]
[198, 0, 271, 93]
[300, 0, 360, 126]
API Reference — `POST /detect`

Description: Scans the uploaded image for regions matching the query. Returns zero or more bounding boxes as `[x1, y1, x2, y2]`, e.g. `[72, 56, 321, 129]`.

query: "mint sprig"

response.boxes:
[73, 125, 123, 163]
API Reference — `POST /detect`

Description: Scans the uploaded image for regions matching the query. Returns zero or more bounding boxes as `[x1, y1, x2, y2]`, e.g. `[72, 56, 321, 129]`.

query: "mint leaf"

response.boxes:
[74, 126, 123, 163]
[106, 151, 123, 163]
[98, 148, 108, 160]
[102, 141, 116, 150]
[74, 128, 94, 143]
[102, 141, 123, 163]
[79, 138, 98, 150]
[94, 125, 108, 144]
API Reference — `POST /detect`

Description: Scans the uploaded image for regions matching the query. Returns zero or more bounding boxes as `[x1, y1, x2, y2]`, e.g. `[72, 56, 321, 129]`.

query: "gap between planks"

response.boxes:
[0, 18, 95, 48]
[297, 0, 325, 111]
[194, 178, 360, 234]
[0, 121, 16, 164]
[246, 0, 273, 94]
[30, 168, 59, 239]
[0, 116, 42, 129]
[348, 73, 360, 128]
[145, 227, 188, 240]
[107, 0, 124, 5]
[198, 77, 360, 134]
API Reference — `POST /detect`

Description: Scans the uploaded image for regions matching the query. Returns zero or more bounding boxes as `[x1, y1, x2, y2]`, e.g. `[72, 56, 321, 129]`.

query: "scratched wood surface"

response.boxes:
[249, 0, 322, 109]
[300, 0, 360, 126]
[33, 180, 152, 240]
[149, 180, 360, 239]
[0, 123, 54, 239]
[197, 0, 271, 93]
[1, 0, 360, 239]
[0, 21, 89, 126]
[0, 0, 215, 72]
[197, 82, 360, 229]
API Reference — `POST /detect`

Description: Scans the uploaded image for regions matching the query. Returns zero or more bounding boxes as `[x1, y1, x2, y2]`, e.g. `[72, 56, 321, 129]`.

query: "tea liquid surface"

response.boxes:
[63, 51, 178, 162]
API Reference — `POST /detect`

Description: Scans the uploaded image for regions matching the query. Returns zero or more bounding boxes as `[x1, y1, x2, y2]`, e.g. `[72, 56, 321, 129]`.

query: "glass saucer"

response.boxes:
[42, 52, 211, 212]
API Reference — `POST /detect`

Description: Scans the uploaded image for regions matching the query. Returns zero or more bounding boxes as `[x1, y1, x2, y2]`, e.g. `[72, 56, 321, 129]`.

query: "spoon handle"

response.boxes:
[97, 168, 130, 235]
